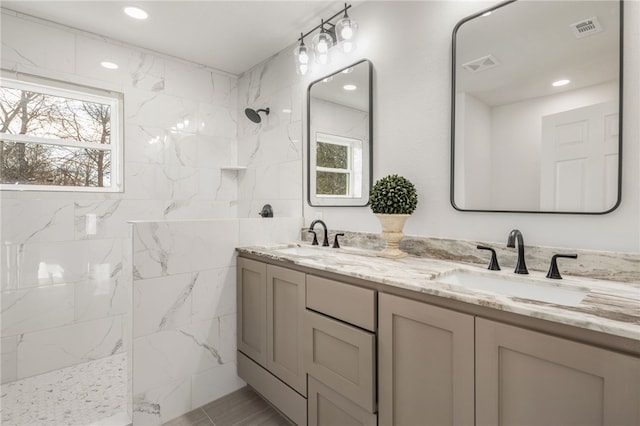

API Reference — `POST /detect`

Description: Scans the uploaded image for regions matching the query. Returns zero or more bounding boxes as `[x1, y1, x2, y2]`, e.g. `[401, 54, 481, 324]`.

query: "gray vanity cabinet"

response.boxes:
[476, 318, 640, 426]
[378, 293, 475, 426]
[237, 258, 267, 366]
[237, 258, 307, 425]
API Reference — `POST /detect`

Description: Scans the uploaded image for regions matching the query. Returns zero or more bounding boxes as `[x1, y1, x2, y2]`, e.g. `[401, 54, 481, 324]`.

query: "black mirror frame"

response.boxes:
[307, 58, 374, 207]
[450, 0, 624, 215]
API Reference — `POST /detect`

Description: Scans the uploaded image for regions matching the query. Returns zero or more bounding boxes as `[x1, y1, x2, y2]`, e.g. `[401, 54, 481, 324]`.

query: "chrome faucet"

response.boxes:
[309, 219, 329, 247]
[507, 229, 528, 274]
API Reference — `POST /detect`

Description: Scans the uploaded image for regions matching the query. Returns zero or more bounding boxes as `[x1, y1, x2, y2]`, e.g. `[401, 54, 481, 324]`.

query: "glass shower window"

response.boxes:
[0, 75, 123, 191]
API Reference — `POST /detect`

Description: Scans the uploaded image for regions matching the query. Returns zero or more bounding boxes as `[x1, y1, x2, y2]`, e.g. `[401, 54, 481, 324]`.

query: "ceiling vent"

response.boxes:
[570, 16, 603, 39]
[462, 54, 499, 73]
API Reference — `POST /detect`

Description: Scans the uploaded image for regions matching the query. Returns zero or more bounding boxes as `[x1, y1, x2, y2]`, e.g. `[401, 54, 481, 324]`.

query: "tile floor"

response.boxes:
[162, 386, 293, 426]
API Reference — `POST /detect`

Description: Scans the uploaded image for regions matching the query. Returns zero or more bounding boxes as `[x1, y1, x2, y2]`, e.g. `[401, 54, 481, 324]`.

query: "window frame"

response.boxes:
[0, 73, 124, 192]
[314, 132, 363, 199]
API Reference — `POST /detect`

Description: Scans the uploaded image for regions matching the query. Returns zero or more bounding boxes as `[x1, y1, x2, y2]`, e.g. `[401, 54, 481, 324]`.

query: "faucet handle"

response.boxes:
[477, 245, 501, 271]
[546, 253, 578, 279]
[332, 233, 345, 249]
[308, 229, 319, 246]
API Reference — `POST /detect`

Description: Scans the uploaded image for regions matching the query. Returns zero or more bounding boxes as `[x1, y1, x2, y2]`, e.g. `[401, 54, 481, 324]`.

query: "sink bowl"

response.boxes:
[273, 246, 325, 257]
[435, 270, 589, 306]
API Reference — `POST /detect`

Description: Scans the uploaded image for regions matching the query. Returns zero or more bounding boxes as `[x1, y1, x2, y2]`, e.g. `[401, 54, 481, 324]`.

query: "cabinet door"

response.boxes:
[237, 258, 267, 367]
[476, 318, 640, 426]
[378, 293, 474, 426]
[305, 310, 376, 412]
[267, 265, 307, 396]
[308, 376, 377, 426]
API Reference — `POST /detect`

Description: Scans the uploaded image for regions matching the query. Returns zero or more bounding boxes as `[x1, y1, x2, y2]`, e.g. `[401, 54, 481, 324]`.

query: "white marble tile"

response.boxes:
[2, 238, 124, 289]
[162, 199, 234, 220]
[132, 220, 238, 279]
[198, 102, 237, 139]
[191, 267, 236, 322]
[133, 272, 195, 338]
[125, 89, 198, 132]
[74, 199, 164, 240]
[162, 165, 200, 201]
[191, 362, 245, 410]
[196, 168, 238, 201]
[133, 377, 191, 426]
[164, 132, 200, 168]
[124, 124, 167, 165]
[164, 61, 216, 104]
[75, 276, 130, 322]
[123, 163, 172, 200]
[0, 13, 75, 74]
[17, 316, 123, 379]
[0, 199, 75, 245]
[133, 318, 223, 394]
[196, 136, 235, 168]
[73, 35, 135, 88]
[218, 314, 237, 364]
[1, 284, 75, 336]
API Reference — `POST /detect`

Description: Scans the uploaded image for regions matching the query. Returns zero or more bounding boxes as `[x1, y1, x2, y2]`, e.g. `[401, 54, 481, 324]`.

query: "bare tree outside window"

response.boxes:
[0, 77, 121, 191]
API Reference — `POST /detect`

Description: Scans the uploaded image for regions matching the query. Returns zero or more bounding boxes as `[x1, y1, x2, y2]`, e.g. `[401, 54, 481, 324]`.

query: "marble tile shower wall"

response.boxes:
[131, 219, 244, 425]
[236, 46, 304, 219]
[0, 10, 238, 384]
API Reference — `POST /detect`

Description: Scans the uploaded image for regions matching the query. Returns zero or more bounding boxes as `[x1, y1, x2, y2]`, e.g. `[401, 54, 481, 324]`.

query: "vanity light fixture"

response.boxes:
[294, 33, 310, 75]
[100, 61, 119, 70]
[293, 3, 357, 74]
[124, 6, 148, 20]
[552, 79, 571, 87]
[343, 84, 357, 91]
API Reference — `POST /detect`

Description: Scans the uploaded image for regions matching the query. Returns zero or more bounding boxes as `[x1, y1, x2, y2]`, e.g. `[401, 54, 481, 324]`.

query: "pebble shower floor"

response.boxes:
[1, 353, 129, 426]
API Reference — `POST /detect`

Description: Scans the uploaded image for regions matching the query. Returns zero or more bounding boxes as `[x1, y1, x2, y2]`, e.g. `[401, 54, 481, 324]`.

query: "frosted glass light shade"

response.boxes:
[336, 16, 358, 53]
[294, 44, 310, 75]
[312, 31, 334, 64]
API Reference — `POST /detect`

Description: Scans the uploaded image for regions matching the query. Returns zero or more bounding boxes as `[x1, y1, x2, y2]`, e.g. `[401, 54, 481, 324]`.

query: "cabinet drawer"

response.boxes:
[304, 310, 376, 412]
[306, 275, 376, 331]
[308, 376, 377, 426]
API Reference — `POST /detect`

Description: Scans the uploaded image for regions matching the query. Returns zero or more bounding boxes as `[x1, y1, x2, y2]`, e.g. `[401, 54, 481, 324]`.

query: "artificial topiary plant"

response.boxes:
[369, 174, 418, 215]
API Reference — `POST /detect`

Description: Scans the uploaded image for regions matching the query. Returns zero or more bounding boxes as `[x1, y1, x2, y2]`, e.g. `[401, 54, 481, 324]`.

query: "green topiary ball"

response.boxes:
[369, 174, 418, 215]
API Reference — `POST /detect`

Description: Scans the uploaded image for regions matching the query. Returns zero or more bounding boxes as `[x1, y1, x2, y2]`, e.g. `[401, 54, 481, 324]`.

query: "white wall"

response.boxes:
[239, 0, 639, 253]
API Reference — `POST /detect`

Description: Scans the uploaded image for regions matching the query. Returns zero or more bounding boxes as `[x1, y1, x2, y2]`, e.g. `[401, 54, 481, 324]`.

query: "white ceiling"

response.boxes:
[1, 0, 348, 75]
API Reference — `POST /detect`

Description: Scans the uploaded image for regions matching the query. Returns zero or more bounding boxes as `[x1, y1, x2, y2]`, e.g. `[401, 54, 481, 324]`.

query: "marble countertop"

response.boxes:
[237, 242, 640, 342]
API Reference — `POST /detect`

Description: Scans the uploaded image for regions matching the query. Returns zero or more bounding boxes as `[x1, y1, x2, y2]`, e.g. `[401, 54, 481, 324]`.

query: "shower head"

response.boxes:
[245, 107, 270, 123]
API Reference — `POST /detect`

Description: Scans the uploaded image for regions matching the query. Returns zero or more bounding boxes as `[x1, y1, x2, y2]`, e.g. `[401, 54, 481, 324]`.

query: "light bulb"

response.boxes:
[299, 64, 308, 75]
[317, 40, 329, 54]
[318, 53, 328, 65]
[299, 51, 308, 64]
[342, 42, 353, 54]
[341, 25, 353, 40]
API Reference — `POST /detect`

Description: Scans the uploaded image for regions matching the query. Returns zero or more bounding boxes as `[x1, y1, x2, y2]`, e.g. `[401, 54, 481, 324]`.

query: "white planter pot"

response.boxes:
[375, 214, 411, 258]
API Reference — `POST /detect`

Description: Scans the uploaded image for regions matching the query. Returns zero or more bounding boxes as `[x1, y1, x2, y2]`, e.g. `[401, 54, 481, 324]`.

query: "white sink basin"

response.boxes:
[435, 270, 589, 306]
[274, 246, 325, 257]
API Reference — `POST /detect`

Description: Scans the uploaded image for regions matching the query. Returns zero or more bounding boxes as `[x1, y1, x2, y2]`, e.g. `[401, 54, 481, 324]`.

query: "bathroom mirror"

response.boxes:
[307, 59, 372, 206]
[451, 0, 622, 214]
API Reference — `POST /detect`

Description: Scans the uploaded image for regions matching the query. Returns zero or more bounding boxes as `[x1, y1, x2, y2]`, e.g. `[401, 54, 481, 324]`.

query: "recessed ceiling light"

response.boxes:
[342, 67, 354, 74]
[552, 79, 570, 87]
[343, 84, 357, 91]
[322, 76, 333, 83]
[100, 61, 119, 70]
[124, 6, 148, 20]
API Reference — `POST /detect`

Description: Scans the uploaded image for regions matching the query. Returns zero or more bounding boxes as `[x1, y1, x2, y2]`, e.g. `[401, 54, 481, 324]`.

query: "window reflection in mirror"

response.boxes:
[308, 59, 372, 206]
[451, 0, 622, 214]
